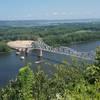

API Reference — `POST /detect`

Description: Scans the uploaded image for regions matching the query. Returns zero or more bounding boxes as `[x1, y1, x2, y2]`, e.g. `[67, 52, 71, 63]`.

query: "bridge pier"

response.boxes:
[38, 49, 43, 57]
[16, 48, 29, 54]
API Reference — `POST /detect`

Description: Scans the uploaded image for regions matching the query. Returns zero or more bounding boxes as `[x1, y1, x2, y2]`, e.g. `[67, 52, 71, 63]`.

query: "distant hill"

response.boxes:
[0, 19, 100, 27]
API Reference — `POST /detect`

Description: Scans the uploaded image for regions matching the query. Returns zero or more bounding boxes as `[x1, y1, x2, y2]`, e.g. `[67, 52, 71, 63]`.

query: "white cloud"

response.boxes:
[52, 12, 59, 16]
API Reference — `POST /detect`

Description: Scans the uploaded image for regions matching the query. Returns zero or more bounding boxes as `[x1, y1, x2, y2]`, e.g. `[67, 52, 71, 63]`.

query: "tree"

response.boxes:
[16, 64, 34, 100]
[95, 46, 100, 67]
[33, 69, 50, 100]
[85, 46, 100, 84]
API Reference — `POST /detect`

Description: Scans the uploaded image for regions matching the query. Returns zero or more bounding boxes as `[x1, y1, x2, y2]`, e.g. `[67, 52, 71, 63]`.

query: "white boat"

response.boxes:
[16, 52, 20, 55]
[35, 60, 43, 64]
[20, 56, 25, 60]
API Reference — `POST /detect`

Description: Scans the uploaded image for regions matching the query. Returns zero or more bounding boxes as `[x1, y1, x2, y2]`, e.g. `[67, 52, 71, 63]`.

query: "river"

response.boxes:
[0, 40, 100, 87]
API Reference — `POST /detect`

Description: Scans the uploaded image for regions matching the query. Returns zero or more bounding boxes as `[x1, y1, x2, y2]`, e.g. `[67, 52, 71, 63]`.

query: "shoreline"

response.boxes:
[0, 50, 12, 54]
[58, 39, 100, 47]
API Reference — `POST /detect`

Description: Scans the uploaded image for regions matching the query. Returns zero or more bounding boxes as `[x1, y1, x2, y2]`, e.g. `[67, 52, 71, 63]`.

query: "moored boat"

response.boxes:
[20, 56, 25, 60]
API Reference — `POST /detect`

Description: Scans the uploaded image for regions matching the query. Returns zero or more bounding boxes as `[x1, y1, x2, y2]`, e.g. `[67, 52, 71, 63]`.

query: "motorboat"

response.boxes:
[20, 56, 25, 60]
[35, 60, 43, 64]
[16, 52, 20, 55]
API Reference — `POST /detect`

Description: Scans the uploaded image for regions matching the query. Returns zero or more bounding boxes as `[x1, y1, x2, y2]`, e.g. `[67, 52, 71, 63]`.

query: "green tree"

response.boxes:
[95, 46, 100, 67]
[16, 64, 34, 100]
[33, 69, 50, 100]
[0, 42, 11, 53]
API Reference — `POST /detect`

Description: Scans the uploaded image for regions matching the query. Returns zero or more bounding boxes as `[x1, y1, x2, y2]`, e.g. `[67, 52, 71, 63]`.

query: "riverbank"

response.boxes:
[0, 50, 12, 54]
[66, 39, 100, 46]
[0, 42, 11, 53]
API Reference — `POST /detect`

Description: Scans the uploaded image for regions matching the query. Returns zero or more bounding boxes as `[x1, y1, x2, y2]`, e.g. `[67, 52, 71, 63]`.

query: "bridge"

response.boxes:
[7, 38, 95, 61]
[31, 38, 95, 61]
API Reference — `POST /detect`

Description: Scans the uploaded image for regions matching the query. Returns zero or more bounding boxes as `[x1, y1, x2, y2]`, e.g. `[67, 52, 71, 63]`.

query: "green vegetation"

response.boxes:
[0, 23, 100, 46]
[0, 47, 100, 100]
[0, 22, 100, 99]
[0, 42, 11, 53]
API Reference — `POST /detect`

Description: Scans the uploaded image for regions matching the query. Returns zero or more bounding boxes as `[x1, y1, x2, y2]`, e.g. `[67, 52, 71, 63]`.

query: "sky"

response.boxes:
[0, 0, 100, 20]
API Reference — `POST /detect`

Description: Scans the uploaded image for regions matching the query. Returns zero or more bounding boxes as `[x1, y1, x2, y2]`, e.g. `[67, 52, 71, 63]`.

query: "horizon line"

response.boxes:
[0, 18, 100, 21]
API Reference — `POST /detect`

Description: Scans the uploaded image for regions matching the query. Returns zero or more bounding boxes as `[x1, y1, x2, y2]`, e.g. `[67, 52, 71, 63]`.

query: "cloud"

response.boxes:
[44, 11, 74, 18]
[52, 12, 59, 16]
[52, 11, 72, 16]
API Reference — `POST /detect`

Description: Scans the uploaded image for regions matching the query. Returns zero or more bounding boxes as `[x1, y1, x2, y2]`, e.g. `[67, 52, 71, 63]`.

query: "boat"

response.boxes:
[20, 56, 25, 60]
[35, 60, 43, 64]
[16, 52, 20, 55]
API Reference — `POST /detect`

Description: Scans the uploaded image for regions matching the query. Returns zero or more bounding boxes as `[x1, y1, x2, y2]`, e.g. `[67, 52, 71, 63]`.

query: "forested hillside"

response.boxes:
[0, 23, 100, 46]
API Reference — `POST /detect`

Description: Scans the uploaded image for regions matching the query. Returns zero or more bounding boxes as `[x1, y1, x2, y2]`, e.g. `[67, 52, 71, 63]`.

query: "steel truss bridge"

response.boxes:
[31, 38, 95, 61]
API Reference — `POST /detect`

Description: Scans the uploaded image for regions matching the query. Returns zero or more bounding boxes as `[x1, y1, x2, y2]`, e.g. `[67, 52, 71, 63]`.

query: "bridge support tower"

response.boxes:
[39, 49, 43, 57]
